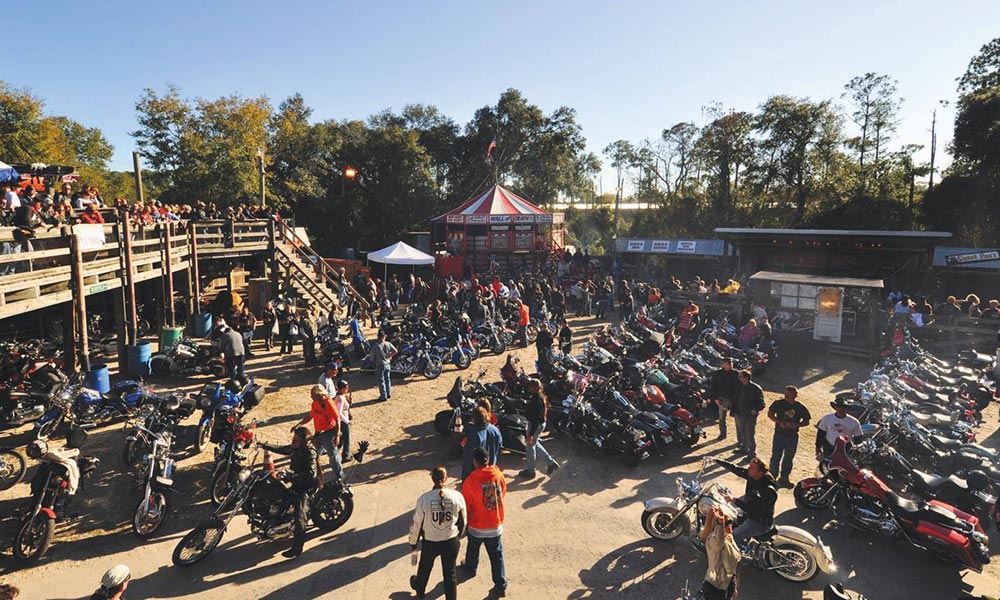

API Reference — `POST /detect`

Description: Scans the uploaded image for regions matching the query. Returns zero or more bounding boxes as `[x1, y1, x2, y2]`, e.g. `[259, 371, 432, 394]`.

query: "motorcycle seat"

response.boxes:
[886, 491, 962, 528]
[931, 434, 961, 450]
[660, 402, 680, 414]
[751, 526, 778, 542]
[912, 469, 968, 493]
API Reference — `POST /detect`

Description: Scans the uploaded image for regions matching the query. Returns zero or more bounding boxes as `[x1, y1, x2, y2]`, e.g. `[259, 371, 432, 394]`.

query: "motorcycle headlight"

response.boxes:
[972, 531, 988, 545]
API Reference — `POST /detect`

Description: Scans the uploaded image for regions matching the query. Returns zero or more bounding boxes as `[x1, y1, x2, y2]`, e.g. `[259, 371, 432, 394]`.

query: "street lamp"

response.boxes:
[341, 166, 357, 197]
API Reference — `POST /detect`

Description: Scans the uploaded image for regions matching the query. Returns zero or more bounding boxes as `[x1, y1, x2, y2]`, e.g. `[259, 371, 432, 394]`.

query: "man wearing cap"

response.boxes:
[91, 564, 130, 600]
[333, 379, 354, 464]
[815, 398, 863, 458]
[318, 361, 341, 396]
[292, 385, 343, 482]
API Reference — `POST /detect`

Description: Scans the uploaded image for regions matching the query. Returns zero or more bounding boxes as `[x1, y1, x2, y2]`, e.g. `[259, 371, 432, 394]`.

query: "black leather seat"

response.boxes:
[912, 469, 968, 493]
[886, 491, 963, 528]
[930, 434, 962, 450]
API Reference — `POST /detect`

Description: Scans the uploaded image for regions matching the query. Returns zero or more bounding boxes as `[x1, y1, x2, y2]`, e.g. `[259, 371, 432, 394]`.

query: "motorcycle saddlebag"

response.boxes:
[243, 384, 265, 410]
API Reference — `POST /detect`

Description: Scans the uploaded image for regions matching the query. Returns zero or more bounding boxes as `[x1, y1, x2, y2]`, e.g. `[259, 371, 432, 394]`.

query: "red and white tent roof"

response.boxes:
[432, 185, 553, 224]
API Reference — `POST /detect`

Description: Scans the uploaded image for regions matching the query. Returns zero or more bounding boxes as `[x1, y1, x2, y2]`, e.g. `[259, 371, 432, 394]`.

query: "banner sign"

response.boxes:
[466, 215, 488, 224]
[945, 250, 1000, 266]
[626, 240, 645, 252]
[814, 287, 844, 343]
[489, 215, 512, 224]
[72, 224, 107, 251]
[675, 240, 696, 254]
[513, 215, 535, 223]
[650, 240, 670, 253]
[535, 214, 553, 223]
[446, 215, 464, 224]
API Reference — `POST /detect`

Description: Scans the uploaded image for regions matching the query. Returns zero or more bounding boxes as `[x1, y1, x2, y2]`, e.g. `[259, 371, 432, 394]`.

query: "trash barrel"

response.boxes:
[190, 312, 212, 338]
[126, 341, 152, 378]
[84, 364, 111, 394]
[159, 326, 184, 350]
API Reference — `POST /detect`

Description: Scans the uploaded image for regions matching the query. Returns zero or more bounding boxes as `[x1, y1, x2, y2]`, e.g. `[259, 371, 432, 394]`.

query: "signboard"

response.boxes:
[446, 214, 464, 224]
[813, 287, 844, 343]
[466, 215, 488, 224]
[489, 215, 512, 224]
[514, 225, 533, 231]
[945, 250, 1000, 266]
[675, 240, 696, 254]
[626, 240, 646, 252]
[88, 283, 109, 294]
[71, 224, 107, 251]
[535, 214, 553, 223]
[513, 214, 535, 223]
[650, 240, 671, 253]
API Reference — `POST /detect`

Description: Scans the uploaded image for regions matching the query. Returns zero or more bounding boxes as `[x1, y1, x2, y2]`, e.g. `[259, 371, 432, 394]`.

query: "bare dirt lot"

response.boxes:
[1, 316, 998, 599]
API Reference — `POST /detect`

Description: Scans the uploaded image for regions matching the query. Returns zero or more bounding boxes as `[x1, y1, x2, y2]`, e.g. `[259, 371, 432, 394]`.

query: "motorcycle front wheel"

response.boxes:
[490, 338, 507, 355]
[525, 324, 539, 344]
[14, 515, 54, 562]
[641, 508, 688, 541]
[766, 542, 819, 582]
[210, 469, 235, 506]
[35, 416, 63, 441]
[433, 411, 454, 436]
[195, 419, 213, 454]
[122, 437, 150, 466]
[793, 481, 832, 510]
[311, 489, 355, 532]
[0, 449, 27, 491]
[133, 492, 170, 539]
[466, 344, 481, 361]
[455, 351, 472, 370]
[173, 519, 226, 566]
[423, 358, 443, 380]
[209, 361, 226, 379]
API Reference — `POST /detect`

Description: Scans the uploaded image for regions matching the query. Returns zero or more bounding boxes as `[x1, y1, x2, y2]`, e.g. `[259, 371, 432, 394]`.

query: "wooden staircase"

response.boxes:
[273, 223, 370, 315]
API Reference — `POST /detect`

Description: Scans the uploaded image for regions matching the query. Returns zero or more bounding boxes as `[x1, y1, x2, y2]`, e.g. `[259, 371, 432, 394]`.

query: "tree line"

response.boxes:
[0, 36, 997, 252]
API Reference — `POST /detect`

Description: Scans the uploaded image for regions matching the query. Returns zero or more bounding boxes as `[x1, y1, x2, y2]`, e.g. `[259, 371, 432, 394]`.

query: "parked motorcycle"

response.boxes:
[641, 457, 835, 582]
[35, 375, 153, 440]
[122, 393, 195, 466]
[0, 447, 27, 491]
[192, 376, 265, 453]
[131, 424, 177, 539]
[794, 436, 990, 571]
[359, 335, 443, 380]
[434, 374, 527, 455]
[172, 441, 369, 566]
[150, 338, 225, 378]
[209, 415, 258, 505]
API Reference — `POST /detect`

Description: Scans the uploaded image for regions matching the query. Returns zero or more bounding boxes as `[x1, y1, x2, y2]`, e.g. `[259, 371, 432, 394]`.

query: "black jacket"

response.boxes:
[710, 369, 740, 400]
[525, 391, 547, 426]
[264, 443, 319, 491]
[734, 381, 765, 416]
[717, 459, 777, 526]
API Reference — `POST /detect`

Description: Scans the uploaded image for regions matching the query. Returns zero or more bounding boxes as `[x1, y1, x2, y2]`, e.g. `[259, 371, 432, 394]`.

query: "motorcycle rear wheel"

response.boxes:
[456, 351, 472, 370]
[423, 359, 443, 380]
[525, 324, 539, 344]
[0, 449, 27, 491]
[133, 492, 170, 539]
[311, 490, 355, 532]
[14, 515, 54, 562]
[433, 411, 453, 436]
[641, 508, 688, 541]
[173, 519, 226, 566]
[767, 542, 819, 582]
[210, 469, 235, 506]
[793, 481, 831, 510]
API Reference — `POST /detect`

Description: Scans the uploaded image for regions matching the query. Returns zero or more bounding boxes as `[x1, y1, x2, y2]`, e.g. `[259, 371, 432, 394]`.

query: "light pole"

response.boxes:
[342, 166, 357, 197]
[257, 147, 266, 207]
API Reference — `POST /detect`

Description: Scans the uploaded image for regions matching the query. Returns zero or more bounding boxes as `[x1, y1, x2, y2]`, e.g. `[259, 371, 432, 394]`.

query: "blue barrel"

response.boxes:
[127, 341, 152, 377]
[84, 364, 111, 394]
[190, 312, 212, 338]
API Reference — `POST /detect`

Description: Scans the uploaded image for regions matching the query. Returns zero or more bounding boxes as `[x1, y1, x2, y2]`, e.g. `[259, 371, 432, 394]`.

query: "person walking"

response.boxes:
[300, 307, 318, 366]
[90, 564, 131, 600]
[370, 331, 397, 402]
[710, 358, 740, 439]
[276, 297, 296, 355]
[558, 318, 573, 355]
[535, 323, 554, 373]
[408, 466, 466, 600]
[462, 406, 503, 480]
[519, 378, 559, 479]
[291, 385, 343, 482]
[333, 379, 354, 464]
[516, 299, 530, 348]
[318, 361, 341, 396]
[219, 324, 246, 380]
[732, 370, 764, 458]
[460, 447, 508, 597]
[766, 385, 811, 487]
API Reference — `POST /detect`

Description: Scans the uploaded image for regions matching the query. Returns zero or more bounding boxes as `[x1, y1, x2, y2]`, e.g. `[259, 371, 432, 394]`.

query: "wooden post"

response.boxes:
[267, 217, 279, 298]
[70, 234, 90, 372]
[114, 287, 127, 373]
[164, 222, 175, 327]
[185, 228, 195, 321]
[132, 152, 145, 205]
[121, 215, 138, 345]
[190, 223, 201, 312]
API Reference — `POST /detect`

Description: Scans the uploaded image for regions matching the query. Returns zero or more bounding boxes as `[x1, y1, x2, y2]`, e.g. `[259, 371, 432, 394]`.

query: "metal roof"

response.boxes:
[750, 270, 884, 289]
[716, 228, 952, 239]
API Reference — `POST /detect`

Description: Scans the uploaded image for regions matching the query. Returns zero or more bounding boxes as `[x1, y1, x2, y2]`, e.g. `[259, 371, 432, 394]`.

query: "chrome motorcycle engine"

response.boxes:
[833, 490, 901, 538]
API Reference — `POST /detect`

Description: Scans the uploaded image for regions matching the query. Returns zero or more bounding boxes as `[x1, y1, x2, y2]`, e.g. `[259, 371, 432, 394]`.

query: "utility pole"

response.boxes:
[132, 152, 145, 204]
[257, 147, 266, 207]
[928, 108, 937, 192]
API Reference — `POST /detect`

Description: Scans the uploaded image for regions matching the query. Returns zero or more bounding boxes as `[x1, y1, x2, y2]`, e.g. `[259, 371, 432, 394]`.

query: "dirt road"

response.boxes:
[1, 317, 998, 599]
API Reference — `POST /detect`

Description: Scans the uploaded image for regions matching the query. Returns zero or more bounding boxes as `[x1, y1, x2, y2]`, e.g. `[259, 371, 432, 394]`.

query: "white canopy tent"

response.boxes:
[366, 241, 435, 279]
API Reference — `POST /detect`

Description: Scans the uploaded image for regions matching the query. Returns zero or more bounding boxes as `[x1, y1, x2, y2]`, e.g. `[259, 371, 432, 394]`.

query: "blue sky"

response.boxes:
[3, 0, 998, 191]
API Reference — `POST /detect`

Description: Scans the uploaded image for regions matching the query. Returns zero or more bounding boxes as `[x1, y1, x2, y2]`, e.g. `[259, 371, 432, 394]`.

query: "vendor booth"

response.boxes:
[431, 185, 564, 277]
[366, 241, 435, 280]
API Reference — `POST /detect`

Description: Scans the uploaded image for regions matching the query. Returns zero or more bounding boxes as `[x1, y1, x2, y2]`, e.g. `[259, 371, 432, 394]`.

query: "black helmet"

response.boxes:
[337, 379, 349, 391]
[966, 470, 989, 491]
[26, 439, 48, 459]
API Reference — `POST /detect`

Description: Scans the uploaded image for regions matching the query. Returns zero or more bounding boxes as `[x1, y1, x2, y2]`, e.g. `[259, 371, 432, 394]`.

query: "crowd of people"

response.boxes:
[887, 290, 1000, 328]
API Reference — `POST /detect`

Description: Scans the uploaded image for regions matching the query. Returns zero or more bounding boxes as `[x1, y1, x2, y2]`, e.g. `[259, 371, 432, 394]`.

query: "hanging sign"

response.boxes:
[650, 240, 670, 253]
[489, 215, 512, 224]
[675, 240, 697, 253]
[72, 224, 107, 251]
[446, 215, 464, 224]
[945, 250, 1000, 266]
[535, 214, 553, 223]
[626, 240, 645, 252]
[552, 213, 565, 224]
[466, 215, 488, 224]
[513, 215, 535, 223]
[813, 287, 844, 343]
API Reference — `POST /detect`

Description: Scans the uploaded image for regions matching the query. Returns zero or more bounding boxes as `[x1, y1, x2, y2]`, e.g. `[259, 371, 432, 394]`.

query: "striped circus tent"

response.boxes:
[431, 185, 550, 224]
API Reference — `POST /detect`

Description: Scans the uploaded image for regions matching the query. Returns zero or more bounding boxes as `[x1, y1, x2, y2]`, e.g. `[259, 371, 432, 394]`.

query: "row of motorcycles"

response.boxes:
[790, 335, 999, 573]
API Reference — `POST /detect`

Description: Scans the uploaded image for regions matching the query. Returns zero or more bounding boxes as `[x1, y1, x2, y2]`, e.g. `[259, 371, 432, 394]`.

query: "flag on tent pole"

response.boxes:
[485, 139, 497, 165]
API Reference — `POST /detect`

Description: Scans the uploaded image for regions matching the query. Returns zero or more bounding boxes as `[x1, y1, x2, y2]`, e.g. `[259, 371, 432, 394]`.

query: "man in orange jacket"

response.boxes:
[460, 447, 508, 597]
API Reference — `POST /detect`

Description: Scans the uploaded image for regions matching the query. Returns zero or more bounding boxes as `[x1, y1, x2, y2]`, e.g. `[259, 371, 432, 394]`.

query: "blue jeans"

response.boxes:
[314, 428, 344, 481]
[769, 434, 798, 479]
[465, 534, 507, 590]
[376, 367, 391, 400]
[526, 422, 555, 473]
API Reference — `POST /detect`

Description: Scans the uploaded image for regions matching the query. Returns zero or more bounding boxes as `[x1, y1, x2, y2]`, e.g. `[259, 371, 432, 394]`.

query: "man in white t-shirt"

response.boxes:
[815, 397, 864, 458]
[2, 183, 21, 210]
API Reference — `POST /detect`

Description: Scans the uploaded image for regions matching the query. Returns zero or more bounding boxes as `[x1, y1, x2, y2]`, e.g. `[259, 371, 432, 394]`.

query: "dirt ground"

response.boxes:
[1, 316, 999, 600]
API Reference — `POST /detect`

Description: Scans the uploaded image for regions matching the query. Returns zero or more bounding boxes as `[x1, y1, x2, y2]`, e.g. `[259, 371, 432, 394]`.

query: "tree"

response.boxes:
[661, 122, 698, 195]
[843, 73, 901, 196]
[695, 107, 754, 217]
[603, 139, 635, 219]
[957, 37, 1000, 94]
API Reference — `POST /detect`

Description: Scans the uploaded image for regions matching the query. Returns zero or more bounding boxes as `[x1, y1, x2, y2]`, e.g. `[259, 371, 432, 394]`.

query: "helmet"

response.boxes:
[966, 470, 989, 491]
[26, 439, 48, 459]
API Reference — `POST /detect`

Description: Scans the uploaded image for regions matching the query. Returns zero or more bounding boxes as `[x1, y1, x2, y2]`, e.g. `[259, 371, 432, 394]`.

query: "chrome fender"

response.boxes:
[774, 525, 836, 574]
[643, 496, 681, 512]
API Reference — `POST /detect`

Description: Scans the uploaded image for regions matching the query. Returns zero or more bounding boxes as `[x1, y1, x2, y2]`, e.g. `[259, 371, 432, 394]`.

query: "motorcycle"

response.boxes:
[0, 447, 27, 491]
[172, 441, 369, 566]
[429, 333, 474, 370]
[192, 376, 265, 454]
[35, 375, 153, 440]
[0, 357, 67, 427]
[359, 335, 443, 380]
[131, 424, 177, 539]
[209, 415, 258, 505]
[316, 323, 351, 371]
[122, 393, 195, 466]
[434, 374, 528, 455]
[641, 457, 835, 582]
[150, 338, 226, 378]
[794, 436, 990, 571]
[14, 454, 100, 562]
[552, 395, 653, 466]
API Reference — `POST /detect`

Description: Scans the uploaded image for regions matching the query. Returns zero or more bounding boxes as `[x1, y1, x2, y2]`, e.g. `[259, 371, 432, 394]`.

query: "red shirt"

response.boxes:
[310, 396, 340, 434]
[80, 211, 104, 224]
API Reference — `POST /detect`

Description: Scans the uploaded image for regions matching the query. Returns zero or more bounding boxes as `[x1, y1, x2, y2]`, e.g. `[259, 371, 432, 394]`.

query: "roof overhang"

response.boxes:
[750, 270, 884, 289]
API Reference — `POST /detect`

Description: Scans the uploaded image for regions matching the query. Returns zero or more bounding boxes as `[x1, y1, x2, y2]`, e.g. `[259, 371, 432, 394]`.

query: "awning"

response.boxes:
[367, 241, 435, 265]
[750, 271, 884, 289]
